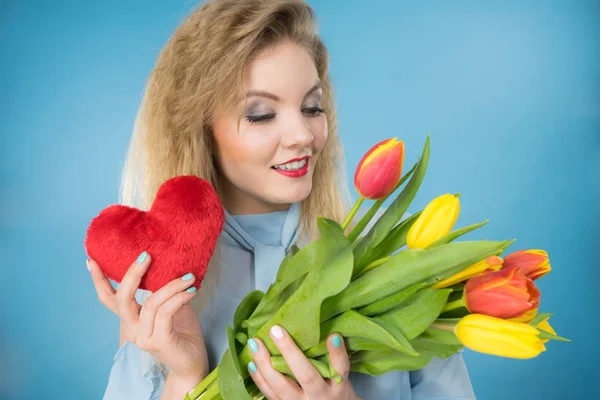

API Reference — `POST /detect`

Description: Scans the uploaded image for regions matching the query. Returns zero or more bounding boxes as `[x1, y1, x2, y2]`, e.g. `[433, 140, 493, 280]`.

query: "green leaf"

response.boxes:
[356, 283, 427, 317]
[244, 278, 304, 337]
[233, 290, 264, 333]
[347, 160, 419, 243]
[426, 220, 490, 249]
[375, 288, 452, 340]
[346, 337, 389, 352]
[218, 326, 251, 400]
[410, 337, 463, 359]
[537, 330, 571, 342]
[318, 309, 417, 356]
[271, 356, 333, 379]
[350, 350, 432, 375]
[529, 313, 554, 327]
[247, 219, 345, 332]
[235, 332, 248, 345]
[254, 218, 354, 355]
[419, 321, 463, 346]
[321, 240, 514, 321]
[352, 135, 431, 275]
[363, 211, 422, 268]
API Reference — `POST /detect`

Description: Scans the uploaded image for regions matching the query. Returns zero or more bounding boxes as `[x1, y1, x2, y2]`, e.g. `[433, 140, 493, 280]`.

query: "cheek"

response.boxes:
[217, 125, 278, 171]
[311, 116, 328, 152]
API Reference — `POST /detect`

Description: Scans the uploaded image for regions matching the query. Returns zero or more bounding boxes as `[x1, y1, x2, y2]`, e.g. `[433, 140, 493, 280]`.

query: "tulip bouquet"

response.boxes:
[185, 134, 568, 400]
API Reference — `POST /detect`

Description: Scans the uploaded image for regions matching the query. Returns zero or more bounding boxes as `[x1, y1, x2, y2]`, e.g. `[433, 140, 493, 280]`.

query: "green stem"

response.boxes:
[442, 298, 466, 313]
[429, 322, 456, 332]
[198, 379, 221, 400]
[341, 197, 364, 231]
[347, 198, 384, 243]
[186, 367, 219, 400]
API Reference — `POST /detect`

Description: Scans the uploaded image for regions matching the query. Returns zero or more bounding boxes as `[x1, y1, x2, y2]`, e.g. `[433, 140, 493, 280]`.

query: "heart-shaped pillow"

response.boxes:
[84, 175, 225, 292]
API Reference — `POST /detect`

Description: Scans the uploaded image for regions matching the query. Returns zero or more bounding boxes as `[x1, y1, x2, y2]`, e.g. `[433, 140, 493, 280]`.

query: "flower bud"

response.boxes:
[455, 314, 546, 359]
[502, 249, 551, 280]
[354, 138, 405, 200]
[433, 255, 503, 289]
[406, 194, 460, 249]
[464, 266, 540, 322]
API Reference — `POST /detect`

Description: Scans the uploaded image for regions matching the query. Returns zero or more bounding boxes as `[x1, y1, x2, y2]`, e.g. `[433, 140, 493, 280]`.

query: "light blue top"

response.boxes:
[103, 204, 476, 400]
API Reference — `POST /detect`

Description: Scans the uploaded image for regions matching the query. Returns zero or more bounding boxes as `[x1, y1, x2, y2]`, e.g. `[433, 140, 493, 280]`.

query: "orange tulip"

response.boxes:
[502, 249, 551, 280]
[354, 138, 405, 200]
[464, 266, 540, 322]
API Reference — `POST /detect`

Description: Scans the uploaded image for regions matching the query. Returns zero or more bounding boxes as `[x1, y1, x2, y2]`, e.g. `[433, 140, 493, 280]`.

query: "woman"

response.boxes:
[87, 0, 476, 399]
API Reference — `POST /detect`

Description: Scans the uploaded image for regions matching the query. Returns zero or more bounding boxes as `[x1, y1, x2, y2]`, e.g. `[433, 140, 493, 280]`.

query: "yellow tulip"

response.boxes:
[433, 255, 503, 289]
[407, 194, 460, 249]
[536, 317, 557, 343]
[455, 314, 546, 359]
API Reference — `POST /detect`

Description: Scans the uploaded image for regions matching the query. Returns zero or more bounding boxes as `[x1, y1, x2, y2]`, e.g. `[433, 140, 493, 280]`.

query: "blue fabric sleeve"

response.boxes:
[102, 340, 167, 400]
[410, 351, 476, 399]
[102, 288, 167, 400]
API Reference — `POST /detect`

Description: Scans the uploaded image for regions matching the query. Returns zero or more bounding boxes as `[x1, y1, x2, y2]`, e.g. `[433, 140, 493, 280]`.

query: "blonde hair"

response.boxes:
[118, 0, 351, 377]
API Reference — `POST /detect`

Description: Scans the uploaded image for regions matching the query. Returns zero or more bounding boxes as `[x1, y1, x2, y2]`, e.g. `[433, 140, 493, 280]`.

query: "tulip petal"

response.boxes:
[456, 314, 546, 359]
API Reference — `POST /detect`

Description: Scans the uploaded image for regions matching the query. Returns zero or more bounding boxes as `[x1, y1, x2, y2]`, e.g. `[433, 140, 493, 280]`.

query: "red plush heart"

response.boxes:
[84, 176, 225, 292]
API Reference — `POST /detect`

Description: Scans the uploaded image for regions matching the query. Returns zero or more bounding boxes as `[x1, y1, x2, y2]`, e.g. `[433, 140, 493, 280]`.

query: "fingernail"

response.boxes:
[248, 338, 258, 353]
[182, 273, 194, 281]
[186, 287, 197, 293]
[86, 259, 91, 272]
[248, 361, 257, 373]
[137, 251, 148, 264]
[270, 325, 284, 340]
[332, 335, 342, 348]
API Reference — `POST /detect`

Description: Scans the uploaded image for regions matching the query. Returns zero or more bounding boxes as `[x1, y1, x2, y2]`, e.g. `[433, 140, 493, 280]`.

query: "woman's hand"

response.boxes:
[247, 325, 360, 400]
[87, 252, 208, 387]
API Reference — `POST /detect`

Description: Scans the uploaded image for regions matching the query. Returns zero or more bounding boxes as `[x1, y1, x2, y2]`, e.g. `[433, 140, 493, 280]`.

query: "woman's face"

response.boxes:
[212, 39, 327, 215]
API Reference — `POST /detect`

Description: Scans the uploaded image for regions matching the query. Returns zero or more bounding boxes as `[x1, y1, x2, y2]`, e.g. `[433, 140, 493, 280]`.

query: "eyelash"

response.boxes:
[245, 107, 325, 124]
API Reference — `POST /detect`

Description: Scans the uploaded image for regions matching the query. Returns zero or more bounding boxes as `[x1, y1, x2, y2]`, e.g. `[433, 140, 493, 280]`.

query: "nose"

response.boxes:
[280, 112, 314, 149]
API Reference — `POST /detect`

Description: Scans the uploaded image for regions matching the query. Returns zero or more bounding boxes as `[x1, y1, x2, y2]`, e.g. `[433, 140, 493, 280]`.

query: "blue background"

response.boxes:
[1, 0, 598, 399]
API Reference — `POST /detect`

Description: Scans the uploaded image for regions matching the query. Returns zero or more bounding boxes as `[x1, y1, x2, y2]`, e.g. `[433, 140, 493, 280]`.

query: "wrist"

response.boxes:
[161, 372, 205, 400]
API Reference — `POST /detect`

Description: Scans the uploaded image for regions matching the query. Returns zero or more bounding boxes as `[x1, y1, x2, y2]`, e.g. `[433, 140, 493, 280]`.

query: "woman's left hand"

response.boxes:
[247, 325, 360, 400]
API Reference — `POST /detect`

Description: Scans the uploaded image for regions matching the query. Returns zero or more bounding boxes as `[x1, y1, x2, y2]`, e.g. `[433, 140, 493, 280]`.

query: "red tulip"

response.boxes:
[502, 249, 551, 280]
[354, 138, 405, 200]
[464, 266, 540, 322]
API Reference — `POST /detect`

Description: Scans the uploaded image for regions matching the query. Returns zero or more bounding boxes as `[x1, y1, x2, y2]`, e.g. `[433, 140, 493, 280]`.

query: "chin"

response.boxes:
[271, 180, 313, 204]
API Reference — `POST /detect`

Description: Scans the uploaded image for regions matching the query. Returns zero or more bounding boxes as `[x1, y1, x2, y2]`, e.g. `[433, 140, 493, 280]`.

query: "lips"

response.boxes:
[272, 156, 310, 178]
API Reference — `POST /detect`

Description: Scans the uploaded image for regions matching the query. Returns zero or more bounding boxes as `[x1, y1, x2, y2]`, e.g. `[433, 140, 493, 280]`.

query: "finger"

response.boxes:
[248, 337, 302, 399]
[115, 251, 151, 329]
[137, 273, 197, 342]
[247, 360, 279, 400]
[87, 258, 118, 314]
[151, 287, 198, 341]
[269, 325, 328, 397]
[326, 333, 351, 391]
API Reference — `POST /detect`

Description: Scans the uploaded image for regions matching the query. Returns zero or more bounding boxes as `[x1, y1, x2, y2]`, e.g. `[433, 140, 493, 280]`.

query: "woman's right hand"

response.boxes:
[87, 251, 209, 387]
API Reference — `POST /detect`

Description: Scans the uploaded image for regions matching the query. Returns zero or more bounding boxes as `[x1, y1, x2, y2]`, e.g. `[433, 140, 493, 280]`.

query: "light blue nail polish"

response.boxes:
[248, 361, 257, 373]
[182, 273, 194, 281]
[332, 335, 342, 348]
[248, 338, 258, 353]
[137, 251, 148, 264]
[186, 287, 197, 293]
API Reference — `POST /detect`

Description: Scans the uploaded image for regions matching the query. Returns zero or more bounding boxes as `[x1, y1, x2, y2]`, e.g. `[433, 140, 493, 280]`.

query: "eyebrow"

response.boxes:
[246, 82, 322, 102]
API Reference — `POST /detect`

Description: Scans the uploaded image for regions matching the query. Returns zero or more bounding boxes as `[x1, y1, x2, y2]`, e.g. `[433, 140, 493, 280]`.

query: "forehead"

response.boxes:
[242, 40, 320, 94]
